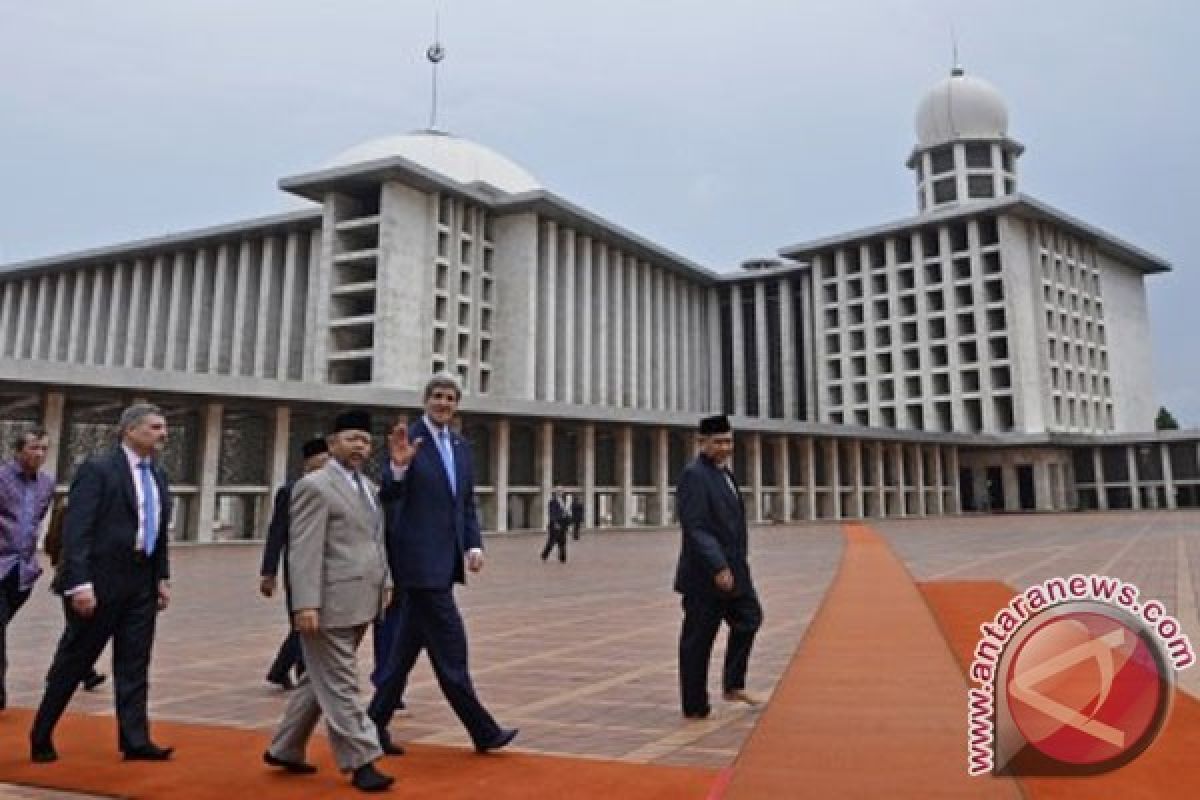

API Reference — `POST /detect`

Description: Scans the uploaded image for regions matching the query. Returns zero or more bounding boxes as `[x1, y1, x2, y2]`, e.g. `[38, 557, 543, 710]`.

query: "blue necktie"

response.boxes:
[437, 431, 457, 495]
[138, 461, 158, 555]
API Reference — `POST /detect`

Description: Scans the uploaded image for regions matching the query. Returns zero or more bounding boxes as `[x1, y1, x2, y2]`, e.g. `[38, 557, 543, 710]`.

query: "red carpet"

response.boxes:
[0, 708, 718, 799]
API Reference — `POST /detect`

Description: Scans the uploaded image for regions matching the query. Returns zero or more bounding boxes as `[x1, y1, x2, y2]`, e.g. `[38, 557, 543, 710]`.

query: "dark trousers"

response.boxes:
[541, 524, 567, 562]
[371, 593, 419, 691]
[368, 588, 501, 748]
[266, 630, 304, 682]
[32, 564, 158, 751]
[678, 590, 763, 716]
[570, 519, 582, 540]
[0, 568, 32, 704]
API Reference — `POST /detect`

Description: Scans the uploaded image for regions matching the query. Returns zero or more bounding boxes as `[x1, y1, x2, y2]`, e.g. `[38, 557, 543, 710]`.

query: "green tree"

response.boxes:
[1155, 406, 1179, 430]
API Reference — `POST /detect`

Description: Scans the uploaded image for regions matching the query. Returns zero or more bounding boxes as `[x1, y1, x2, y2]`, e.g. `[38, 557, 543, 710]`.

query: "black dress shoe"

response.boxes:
[475, 727, 518, 753]
[264, 750, 318, 774]
[351, 762, 395, 792]
[83, 671, 107, 691]
[31, 741, 58, 763]
[267, 673, 296, 690]
[683, 708, 712, 720]
[379, 738, 406, 756]
[123, 744, 174, 761]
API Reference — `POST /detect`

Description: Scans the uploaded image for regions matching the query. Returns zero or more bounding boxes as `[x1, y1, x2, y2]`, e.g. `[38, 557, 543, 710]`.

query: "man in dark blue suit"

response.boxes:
[368, 373, 517, 754]
[31, 404, 174, 763]
[259, 437, 329, 690]
[674, 414, 764, 719]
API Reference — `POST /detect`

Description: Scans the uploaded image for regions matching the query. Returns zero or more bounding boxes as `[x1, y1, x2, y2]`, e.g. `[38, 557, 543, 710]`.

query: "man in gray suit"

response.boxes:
[264, 410, 395, 793]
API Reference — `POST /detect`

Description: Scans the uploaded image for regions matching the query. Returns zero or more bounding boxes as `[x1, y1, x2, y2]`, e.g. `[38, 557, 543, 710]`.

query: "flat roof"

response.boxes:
[0, 209, 322, 280]
[778, 194, 1172, 275]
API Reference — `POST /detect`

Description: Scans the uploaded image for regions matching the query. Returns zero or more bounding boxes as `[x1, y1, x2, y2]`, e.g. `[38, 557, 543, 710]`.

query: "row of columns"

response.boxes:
[1084, 442, 1200, 511]
[33, 389, 963, 538]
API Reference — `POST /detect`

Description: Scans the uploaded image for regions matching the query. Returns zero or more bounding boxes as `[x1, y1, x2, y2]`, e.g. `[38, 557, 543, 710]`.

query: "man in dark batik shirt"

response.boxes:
[0, 429, 56, 708]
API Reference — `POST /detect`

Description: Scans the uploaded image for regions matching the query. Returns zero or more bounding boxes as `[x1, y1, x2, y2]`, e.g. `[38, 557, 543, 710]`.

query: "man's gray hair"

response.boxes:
[117, 403, 164, 435]
[423, 371, 462, 401]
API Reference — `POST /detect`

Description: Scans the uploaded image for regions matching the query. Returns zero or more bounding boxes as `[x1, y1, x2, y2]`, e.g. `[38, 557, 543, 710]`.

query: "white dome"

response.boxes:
[325, 130, 541, 194]
[915, 68, 1009, 149]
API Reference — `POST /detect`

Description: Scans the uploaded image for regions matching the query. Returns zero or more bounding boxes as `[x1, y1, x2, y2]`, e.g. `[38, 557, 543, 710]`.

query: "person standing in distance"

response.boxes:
[674, 414, 764, 719]
[30, 404, 173, 763]
[369, 373, 517, 755]
[540, 488, 568, 563]
[259, 437, 330, 690]
[264, 410, 395, 793]
[0, 429, 56, 709]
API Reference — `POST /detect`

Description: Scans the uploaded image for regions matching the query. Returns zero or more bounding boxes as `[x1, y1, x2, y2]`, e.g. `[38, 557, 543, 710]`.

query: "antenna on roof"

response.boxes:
[426, 9, 446, 131]
[950, 21, 964, 76]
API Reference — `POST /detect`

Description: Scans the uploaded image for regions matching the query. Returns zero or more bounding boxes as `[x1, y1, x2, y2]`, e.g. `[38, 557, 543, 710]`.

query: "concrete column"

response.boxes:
[610, 250, 624, 406]
[593, 243, 608, 405]
[1002, 463, 1020, 512]
[541, 223, 558, 402]
[850, 439, 865, 518]
[66, 269, 86, 363]
[1127, 446, 1142, 510]
[803, 437, 817, 520]
[829, 439, 842, 519]
[539, 419, 554, 528]
[914, 445, 927, 516]
[776, 435, 792, 522]
[253, 237, 276, 378]
[655, 427, 670, 525]
[666, 274, 678, 411]
[277, 235, 299, 380]
[707, 288, 723, 412]
[192, 402, 223, 543]
[1161, 443, 1177, 510]
[748, 432, 764, 523]
[730, 284, 746, 417]
[1092, 447, 1108, 510]
[493, 419, 510, 532]
[582, 423, 596, 528]
[1034, 460, 1054, 512]
[754, 280, 769, 418]
[874, 441, 887, 518]
[186, 251, 208, 372]
[618, 424, 634, 527]
[559, 230, 575, 404]
[267, 406, 290, 493]
[949, 446, 962, 513]
[208, 245, 230, 374]
[579, 237, 593, 404]
[104, 264, 126, 366]
[47, 272, 67, 362]
[932, 446, 946, 514]
[41, 391, 66, 481]
[780, 277, 796, 419]
[893, 443, 907, 517]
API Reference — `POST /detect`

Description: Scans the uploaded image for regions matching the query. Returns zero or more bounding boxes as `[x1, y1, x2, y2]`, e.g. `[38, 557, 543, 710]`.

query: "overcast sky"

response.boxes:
[1, 1, 1196, 425]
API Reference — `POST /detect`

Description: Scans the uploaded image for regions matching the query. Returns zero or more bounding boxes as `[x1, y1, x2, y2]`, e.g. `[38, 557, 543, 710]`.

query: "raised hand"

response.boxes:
[388, 423, 423, 468]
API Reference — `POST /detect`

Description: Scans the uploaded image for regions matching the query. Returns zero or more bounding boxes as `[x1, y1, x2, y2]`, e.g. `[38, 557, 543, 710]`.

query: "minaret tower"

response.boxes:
[907, 65, 1024, 214]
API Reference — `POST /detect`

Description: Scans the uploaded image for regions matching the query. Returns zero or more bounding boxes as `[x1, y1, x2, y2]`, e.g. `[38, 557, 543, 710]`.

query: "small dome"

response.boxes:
[915, 68, 1009, 149]
[325, 130, 541, 194]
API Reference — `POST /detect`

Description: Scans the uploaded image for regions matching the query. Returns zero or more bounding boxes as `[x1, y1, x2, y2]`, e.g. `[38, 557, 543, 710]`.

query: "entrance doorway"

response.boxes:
[1016, 465, 1036, 511]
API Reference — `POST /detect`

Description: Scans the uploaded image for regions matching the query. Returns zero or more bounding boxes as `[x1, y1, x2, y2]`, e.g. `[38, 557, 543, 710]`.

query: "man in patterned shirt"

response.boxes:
[0, 428, 55, 709]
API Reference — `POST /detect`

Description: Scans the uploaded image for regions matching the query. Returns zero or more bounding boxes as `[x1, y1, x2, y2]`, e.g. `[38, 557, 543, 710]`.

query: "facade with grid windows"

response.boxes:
[0, 70, 1195, 543]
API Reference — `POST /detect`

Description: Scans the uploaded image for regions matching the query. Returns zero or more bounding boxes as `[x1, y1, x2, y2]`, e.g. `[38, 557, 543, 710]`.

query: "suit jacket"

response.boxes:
[260, 482, 294, 610]
[673, 455, 754, 598]
[288, 462, 391, 630]
[379, 419, 482, 590]
[547, 496, 568, 530]
[57, 447, 171, 594]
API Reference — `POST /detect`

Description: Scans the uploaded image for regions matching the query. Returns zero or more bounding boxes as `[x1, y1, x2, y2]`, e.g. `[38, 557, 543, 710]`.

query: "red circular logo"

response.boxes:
[1005, 609, 1169, 768]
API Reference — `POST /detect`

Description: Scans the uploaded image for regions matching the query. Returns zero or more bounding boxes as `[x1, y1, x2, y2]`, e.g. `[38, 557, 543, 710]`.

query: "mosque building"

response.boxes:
[0, 65, 1196, 541]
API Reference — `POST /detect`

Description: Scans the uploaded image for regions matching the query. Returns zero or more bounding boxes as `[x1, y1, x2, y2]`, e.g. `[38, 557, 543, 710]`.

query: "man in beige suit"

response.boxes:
[264, 410, 395, 793]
